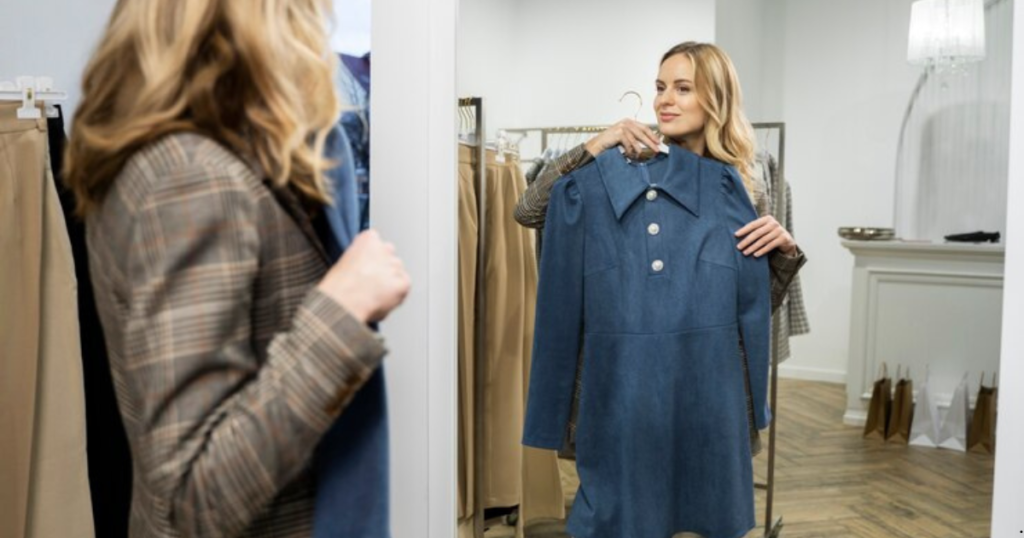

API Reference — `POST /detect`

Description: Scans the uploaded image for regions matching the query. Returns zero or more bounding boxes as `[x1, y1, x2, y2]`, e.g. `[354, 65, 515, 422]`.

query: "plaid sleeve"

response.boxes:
[121, 160, 386, 537]
[769, 246, 807, 313]
[513, 144, 595, 229]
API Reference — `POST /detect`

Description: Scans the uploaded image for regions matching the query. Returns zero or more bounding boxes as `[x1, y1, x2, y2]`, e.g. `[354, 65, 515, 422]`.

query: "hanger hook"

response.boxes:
[619, 90, 643, 120]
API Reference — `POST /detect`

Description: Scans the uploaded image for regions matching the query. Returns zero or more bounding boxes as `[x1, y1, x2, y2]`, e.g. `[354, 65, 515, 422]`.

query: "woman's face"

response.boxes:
[654, 54, 707, 142]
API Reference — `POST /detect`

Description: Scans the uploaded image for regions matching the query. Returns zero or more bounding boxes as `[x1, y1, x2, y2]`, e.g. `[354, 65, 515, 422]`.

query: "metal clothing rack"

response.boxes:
[504, 121, 789, 538]
[0, 76, 67, 119]
[504, 125, 614, 156]
[751, 121, 787, 538]
[458, 96, 488, 538]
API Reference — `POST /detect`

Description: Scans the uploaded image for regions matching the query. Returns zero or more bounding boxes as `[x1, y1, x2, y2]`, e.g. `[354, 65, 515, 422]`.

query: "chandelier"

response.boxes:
[907, 0, 986, 73]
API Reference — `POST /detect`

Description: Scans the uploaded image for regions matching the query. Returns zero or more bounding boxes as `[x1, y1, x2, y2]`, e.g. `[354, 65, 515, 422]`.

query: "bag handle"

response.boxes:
[877, 362, 889, 380]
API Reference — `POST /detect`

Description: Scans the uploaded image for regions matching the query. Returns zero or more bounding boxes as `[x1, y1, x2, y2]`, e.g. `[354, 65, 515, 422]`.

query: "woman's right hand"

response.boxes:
[584, 118, 662, 160]
[318, 230, 411, 324]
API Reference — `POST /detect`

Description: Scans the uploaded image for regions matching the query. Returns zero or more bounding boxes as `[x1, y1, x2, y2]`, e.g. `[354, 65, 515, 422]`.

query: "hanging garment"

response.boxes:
[51, 106, 133, 538]
[456, 145, 564, 532]
[524, 147, 771, 538]
[319, 123, 361, 259]
[457, 145, 480, 520]
[0, 103, 94, 538]
[521, 146, 804, 464]
[754, 153, 810, 364]
[86, 133, 387, 537]
[336, 53, 371, 231]
[312, 122, 390, 537]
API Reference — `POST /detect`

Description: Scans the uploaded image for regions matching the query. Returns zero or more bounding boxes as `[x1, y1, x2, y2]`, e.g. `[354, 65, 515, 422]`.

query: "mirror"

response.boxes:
[456, 0, 1012, 537]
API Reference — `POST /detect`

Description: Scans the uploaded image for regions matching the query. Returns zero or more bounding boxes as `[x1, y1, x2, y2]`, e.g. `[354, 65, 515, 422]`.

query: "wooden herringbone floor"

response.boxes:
[483, 379, 995, 538]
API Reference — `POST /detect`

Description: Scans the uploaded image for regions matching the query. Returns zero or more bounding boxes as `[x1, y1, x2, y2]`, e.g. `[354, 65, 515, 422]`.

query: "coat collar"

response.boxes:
[597, 146, 702, 220]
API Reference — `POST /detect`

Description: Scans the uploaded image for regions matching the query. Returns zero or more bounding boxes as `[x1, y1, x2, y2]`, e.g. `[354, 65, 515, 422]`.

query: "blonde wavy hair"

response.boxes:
[661, 42, 758, 199]
[65, 0, 341, 215]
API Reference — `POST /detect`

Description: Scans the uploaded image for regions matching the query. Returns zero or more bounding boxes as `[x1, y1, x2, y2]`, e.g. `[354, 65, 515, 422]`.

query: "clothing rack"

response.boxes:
[751, 121, 786, 538]
[0, 77, 67, 119]
[458, 96, 488, 538]
[504, 124, 656, 157]
[506, 120, 789, 538]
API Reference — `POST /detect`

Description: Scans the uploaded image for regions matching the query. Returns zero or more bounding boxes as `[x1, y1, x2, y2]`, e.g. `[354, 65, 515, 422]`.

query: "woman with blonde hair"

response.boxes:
[64, 0, 409, 536]
[518, 42, 807, 538]
[517, 42, 805, 276]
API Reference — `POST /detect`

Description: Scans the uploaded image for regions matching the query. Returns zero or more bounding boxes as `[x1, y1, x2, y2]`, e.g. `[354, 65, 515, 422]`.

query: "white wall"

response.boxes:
[991, 0, 1024, 530]
[458, 0, 716, 142]
[331, 0, 372, 55]
[0, 0, 118, 125]
[718, 0, 923, 383]
[715, 0, 767, 121]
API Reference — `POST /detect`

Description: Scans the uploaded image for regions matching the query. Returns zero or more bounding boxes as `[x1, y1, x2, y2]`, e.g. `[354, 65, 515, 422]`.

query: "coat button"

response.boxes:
[652, 259, 664, 272]
[646, 190, 658, 201]
[648, 223, 660, 236]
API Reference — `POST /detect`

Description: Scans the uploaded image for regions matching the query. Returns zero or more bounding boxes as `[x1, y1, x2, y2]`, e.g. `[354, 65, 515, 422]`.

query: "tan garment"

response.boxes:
[457, 151, 479, 520]
[457, 145, 564, 531]
[0, 104, 94, 538]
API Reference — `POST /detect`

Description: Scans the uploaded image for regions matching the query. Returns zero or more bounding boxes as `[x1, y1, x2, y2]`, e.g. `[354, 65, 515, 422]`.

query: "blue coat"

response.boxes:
[523, 147, 771, 538]
[312, 120, 390, 538]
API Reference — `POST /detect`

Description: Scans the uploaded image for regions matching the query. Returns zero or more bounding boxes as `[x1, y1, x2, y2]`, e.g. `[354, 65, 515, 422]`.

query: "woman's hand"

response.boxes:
[584, 118, 662, 159]
[735, 216, 798, 258]
[318, 229, 411, 324]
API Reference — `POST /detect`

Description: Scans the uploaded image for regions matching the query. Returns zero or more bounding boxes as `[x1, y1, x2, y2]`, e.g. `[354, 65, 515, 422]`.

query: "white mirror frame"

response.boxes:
[991, 0, 1024, 534]
[373, 0, 458, 536]
[373, 0, 1023, 535]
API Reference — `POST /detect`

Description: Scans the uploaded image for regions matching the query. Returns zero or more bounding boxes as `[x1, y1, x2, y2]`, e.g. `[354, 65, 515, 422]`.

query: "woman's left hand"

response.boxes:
[735, 216, 798, 258]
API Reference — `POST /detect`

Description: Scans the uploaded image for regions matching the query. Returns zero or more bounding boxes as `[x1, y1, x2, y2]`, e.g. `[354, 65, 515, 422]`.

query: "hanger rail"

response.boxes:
[0, 77, 68, 119]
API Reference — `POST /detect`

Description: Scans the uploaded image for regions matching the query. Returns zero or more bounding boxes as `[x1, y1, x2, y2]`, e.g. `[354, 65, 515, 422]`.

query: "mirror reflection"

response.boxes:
[456, 1, 1011, 537]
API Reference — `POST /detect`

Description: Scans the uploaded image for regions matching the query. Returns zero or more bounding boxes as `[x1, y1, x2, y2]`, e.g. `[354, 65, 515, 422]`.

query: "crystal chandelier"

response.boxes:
[907, 0, 986, 73]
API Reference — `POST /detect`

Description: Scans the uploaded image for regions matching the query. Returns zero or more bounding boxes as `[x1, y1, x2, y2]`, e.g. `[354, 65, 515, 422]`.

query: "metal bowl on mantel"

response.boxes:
[837, 227, 895, 241]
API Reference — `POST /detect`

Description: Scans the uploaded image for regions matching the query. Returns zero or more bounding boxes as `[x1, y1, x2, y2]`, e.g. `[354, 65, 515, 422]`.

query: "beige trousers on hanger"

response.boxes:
[457, 145, 564, 533]
[457, 150, 479, 521]
[0, 104, 94, 538]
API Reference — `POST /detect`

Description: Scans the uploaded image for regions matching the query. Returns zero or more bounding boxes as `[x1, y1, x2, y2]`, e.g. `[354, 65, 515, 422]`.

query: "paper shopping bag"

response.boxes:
[968, 373, 998, 454]
[909, 366, 940, 448]
[938, 373, 970, 452]
[863, 363, 892, 441]
[886, 366, 914, 444]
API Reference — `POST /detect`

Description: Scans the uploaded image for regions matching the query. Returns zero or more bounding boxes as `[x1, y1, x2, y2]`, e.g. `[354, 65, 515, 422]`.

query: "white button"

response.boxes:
[646, 190, 658, 201]
[652, 260, 665, 272]
[648, 223, 660, 236]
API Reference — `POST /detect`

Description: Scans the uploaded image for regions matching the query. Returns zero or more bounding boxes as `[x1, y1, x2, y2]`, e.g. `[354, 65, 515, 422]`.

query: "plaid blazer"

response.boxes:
[86, 133, 387, 537]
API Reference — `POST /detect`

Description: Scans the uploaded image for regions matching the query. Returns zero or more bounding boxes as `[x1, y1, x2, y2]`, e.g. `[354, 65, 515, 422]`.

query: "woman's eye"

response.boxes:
[677, 86, 691, 94]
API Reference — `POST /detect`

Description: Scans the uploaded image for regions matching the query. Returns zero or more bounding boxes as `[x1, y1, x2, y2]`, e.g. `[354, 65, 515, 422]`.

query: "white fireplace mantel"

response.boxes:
[841, 240, 1005, 425]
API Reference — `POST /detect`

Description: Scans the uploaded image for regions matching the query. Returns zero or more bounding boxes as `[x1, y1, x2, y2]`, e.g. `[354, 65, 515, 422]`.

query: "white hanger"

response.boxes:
[0, 76, 67, 120]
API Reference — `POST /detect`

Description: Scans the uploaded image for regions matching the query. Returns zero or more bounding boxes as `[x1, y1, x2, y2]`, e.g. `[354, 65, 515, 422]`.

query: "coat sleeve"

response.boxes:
[119, 158, 386, 537]
[722, 166, 773, 430]
[522, 175, 585, 449]
[513, 144, 595, 229]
